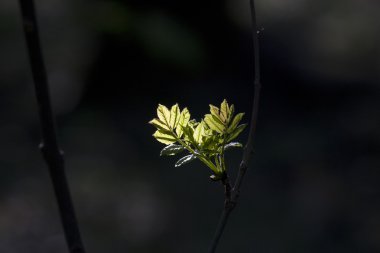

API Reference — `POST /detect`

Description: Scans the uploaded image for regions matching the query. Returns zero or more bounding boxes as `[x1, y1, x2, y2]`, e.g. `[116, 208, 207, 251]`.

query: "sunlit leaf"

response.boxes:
[220, 99, 229, 123]
[227, 124, 247, 142]
[201, 133, 221, 152]
[182, 124, 197, 146]
[204, 114, 224, 134]
[153, 130, 176, 144]
[170, 104, 180, 129]
[175, 154, 196, 167]
[202, 134, 213, 146]
[224, 142, 243, 151]
[209, 105, 221, 120]
[157, 104, 171, 126]
[160, 144, 185, 156]
[202, 149, 219, 157]
[200, 129, 213, 147]
[227, 104, 235, 123]
[176, 107, 190, 137]
[149, 118, 170, 131]
[150, 100, 247, 179]
[188, 119, 198, 128]
[228, 113, 244, 133]
[193, 121, 205, 144]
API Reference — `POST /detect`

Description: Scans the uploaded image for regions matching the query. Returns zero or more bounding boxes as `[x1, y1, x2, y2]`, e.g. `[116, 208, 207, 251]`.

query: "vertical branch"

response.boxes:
[232, 0, 261, 200]
[208, 0, 261, 252]
[19, 1, 86, 253]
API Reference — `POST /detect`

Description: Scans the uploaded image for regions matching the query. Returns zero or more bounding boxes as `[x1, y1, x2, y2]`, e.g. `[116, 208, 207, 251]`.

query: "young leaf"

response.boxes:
[204, 114, 224, 134]
[227, 104, 235, 123]
[153, 130, 176, 145]
[176, 107, 190, 137]
[209, 105, 221, 120]
[170, 104, 180, 129]
[157, 104, 171, 127]
[193, 121, 205, 144]
[224, 142, 243, 151]
[226, 124, 247, 142]
[182, 124, 197, 146]
[227, 113, 245, 133]
[150, 100, 247, 178]
[175, 154, 196, 167]
[201, 134, 215, 149]
[149, 118, 170, 131]
[188, 119, 198, 128]
[220, 99, 229, 123]
[160, 144, 185, 156]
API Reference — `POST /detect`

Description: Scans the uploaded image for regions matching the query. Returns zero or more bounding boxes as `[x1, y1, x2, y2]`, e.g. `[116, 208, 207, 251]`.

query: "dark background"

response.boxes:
[1, 0, 379, 252]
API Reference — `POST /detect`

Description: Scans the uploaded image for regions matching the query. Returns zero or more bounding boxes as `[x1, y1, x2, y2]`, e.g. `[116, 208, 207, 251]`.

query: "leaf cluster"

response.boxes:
[149, 100, 246, 180]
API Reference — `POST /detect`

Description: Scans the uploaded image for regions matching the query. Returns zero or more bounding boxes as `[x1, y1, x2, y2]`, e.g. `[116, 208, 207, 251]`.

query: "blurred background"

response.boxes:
[1, 0, 380, 252]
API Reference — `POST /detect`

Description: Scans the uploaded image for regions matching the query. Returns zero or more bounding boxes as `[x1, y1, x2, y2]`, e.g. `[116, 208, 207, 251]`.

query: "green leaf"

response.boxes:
[204, 114, 224, 134]
[188, 119, 198, 128]
[227, 104, 235, 123]
[150, 100, 247, 177]
[224, 142, 243, 151]
[176, 107, 190, 137]
[228, 113, 244, 133]
[175, 154, 196, 167]
[193, 121, 205, 144]
[227, 124, 247, 142]
[201, 135, 214, 149]
[170, 104, 180, 128]
[220, 99, 229, 123]
[182, 124, 197, 146]
[160, 144, 185, 156]
[209, 105, 221, 119]
[202, 149, 219, 157]
[153, 130, 176, 145]
[201, 133, 222, 154]
[149, 118, 170, 131]
[157, 104, 171, 127]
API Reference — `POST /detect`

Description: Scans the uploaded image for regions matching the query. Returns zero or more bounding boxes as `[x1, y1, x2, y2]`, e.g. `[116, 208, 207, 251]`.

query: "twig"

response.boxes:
[19, 1, 86, 252]
[208, 0, 261, 252]
[221, 173, 232, 203]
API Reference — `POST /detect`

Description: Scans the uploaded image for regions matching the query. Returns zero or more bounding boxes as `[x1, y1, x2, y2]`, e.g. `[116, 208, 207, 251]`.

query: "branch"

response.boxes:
[19, 1, 86, 252]
[208, 0, 261, 251]
[232, 0, 261, 201]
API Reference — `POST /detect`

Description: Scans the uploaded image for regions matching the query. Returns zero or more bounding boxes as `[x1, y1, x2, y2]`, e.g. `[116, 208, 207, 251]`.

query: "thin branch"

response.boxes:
[208, 205, 233, 253]
[208, 0, 261, 252]
[19, 1, 86, 253]
[207, 173, 234, 252]
[221, 173, 232, 203]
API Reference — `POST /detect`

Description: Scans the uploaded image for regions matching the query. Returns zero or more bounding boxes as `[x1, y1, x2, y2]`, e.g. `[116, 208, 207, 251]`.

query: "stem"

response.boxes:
[174, 132, 219, 173]
[222, 173, 232, 202]
[220, 136, 227, 173]
[208, 0, 261, 252]
[19, 1, 86, 253]
[220, 155, 226, 172]
[208, 207, 232, 253]
[215, 155, 221, 172]
[208, 173, 233, 253]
